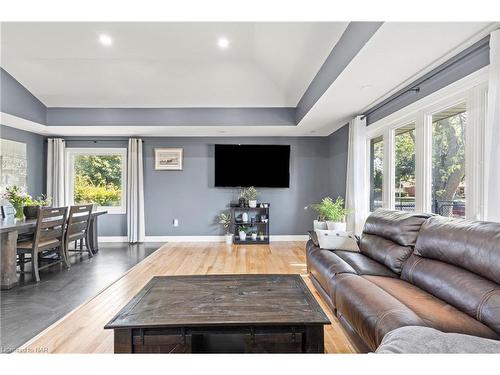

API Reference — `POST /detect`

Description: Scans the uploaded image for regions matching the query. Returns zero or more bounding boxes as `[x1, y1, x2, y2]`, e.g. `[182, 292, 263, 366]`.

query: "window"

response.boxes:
[431, 103, 467, 218]
[369, 136, 384, 212]
[66, 148, 127, 214]
[394, 123, 416, 212]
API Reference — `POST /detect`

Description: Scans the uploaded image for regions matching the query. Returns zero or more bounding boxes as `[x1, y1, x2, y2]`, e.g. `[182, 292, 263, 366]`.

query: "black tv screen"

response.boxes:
[214, 144, 290, 188]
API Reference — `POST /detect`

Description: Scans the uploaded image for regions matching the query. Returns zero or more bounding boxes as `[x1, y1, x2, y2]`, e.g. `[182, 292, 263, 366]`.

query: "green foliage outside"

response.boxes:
[74, 155, 122, 206]
[432, 112, 466, 202]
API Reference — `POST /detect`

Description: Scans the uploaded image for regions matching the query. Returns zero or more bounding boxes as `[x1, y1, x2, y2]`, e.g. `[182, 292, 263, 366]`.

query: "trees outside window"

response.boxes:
[370, 136, 383, 212]
[394, 124, 416, 211]
[66, 148, 126, 214]
[431, 104, 467, 217]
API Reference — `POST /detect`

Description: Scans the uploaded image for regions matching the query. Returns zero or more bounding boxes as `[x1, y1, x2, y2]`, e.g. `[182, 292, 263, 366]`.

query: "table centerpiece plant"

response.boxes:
[3, 186, 51, 220]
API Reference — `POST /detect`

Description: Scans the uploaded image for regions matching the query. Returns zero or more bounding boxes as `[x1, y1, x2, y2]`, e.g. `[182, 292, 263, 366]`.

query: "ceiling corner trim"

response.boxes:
[295, 21, 383, 123]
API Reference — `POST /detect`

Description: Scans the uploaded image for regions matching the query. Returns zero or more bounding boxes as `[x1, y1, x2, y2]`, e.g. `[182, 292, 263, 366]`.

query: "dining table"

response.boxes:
[0, 210, 107, 290]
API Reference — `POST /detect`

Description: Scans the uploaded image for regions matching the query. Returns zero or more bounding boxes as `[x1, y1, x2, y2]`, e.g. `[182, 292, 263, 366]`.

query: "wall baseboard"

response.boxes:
[98, 235, 308, 243]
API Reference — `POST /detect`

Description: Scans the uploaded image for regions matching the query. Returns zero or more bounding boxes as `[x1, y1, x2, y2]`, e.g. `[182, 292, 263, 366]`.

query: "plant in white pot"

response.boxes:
[251, 232, 257, 241]
[218, 212, 233, 244]
[238, 225, 249, 241]
[310, 196, 350, 231]
[241, 186, 258, 208]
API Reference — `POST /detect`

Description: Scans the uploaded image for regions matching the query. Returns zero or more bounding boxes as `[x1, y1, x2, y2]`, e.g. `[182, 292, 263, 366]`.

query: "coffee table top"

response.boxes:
[105, 274, 330, 329]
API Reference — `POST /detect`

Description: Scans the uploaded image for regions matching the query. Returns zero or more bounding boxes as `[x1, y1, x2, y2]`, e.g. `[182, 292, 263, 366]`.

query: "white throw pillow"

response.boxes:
[315, 229, 359, 252]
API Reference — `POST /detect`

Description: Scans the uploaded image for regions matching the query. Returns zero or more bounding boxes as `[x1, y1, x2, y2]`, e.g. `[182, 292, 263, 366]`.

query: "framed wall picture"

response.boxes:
[154, 148, 183, 170]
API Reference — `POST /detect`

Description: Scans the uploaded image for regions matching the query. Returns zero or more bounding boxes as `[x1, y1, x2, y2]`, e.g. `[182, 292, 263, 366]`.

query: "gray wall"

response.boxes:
[65, 137, 332, 236]
[328, 124, 349, 199]
[0, 68, 47, 124]
[0, 125, 46, 197]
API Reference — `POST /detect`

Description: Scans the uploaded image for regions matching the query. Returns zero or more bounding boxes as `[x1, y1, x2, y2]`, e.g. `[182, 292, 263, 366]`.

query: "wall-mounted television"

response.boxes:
[214, 144, 290, 188]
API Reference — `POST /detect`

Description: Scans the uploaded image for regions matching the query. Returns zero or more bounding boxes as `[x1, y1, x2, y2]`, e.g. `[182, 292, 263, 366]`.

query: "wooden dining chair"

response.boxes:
[16, 206, 69, 282]
[64, 204, 93, 260]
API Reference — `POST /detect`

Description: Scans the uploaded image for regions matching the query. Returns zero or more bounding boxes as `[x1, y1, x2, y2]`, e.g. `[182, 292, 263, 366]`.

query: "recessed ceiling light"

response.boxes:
[217, 37, 230, 49]
[98, 34, 113, 47]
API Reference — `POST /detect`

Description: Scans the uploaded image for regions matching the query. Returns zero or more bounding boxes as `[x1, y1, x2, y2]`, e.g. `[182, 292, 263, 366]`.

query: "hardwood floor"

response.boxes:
[18, 241, 356, 354]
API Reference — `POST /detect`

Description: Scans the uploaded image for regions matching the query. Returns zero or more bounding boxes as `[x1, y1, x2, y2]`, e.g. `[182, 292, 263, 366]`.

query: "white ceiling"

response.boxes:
[0, 22, 347, 107]
[1, 21, 498, 137]
[300, 22, 498, 135]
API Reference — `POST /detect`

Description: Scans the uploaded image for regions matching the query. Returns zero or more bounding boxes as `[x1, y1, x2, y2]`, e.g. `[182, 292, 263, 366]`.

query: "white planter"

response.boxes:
[326, 221, 347, 232]
[225, 233, 233, 244]
[239, 231, 247, 241]
[251, 233, 257, 241]
[248, 200, 257, 208]
[313, 220, 328, 230]
[259, 235, 265, 241]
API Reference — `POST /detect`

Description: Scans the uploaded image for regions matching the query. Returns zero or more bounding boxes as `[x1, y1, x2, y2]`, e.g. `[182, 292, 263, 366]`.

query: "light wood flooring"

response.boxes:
[18, 241, 356, 354]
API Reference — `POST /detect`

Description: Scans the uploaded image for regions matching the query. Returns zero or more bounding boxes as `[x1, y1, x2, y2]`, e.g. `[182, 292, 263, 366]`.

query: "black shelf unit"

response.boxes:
[231, 203, 270, 245]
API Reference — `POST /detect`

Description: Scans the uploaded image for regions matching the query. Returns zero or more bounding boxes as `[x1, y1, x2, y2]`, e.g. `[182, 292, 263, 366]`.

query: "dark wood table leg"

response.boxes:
[1, 230, 19, 290]
[88, 216, 99, 254]
[114, 329, 133, 353]
[303, 325, 325, 353]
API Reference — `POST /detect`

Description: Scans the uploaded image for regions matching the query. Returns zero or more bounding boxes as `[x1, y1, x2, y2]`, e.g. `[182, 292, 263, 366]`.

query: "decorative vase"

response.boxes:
[248, 200, 257, 208]
[23, 205, 39, 220]
[225, 233, 233, 245]
[13, 204, 24, 220]
[251, 233, 257, 241]
[239, 197, 246, 208]
[313, 220, 327, 230]
[326, 221, 347, 232]
[239, 231, 247, 241]
[241, 212, 249, 223]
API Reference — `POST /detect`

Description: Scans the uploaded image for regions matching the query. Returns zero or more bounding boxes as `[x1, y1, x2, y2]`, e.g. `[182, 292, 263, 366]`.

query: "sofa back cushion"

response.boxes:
[402, 217, 500, 334]
[359, 210, 430, 274]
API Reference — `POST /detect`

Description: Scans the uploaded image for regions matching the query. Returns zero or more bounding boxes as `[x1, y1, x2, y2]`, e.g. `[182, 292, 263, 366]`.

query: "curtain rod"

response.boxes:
[360, 36, 489, 121]
[48, 139, 144, 142]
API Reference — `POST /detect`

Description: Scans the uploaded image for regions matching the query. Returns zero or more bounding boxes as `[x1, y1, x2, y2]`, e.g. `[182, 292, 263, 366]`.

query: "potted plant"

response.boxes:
[241, 186, 258, 208]
[23, 195, 51, 219]
[310, 196, 350, 231]
[251, 232, 257, 241]
[218, 212, 233, 244]
[258, 232, 265, 241]
[3, 186, 30, 219]
[238, 225, 248, 241]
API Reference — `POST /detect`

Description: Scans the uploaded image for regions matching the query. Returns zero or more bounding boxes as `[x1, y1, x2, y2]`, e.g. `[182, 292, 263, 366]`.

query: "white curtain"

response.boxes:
[46, 138, 66, 207]
[127, 138, 145, 243]
[485, 30, 500, 222]
[345, 116, 368, 234]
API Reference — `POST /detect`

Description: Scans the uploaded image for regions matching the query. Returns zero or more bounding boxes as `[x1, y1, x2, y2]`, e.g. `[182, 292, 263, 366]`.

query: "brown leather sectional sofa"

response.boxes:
[306, 209, 500, 352]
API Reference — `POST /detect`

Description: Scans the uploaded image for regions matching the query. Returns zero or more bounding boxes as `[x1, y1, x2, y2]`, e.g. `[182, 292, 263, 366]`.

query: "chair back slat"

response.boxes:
[40, 217, 66, 229]
[67, 221, 88, 235]
[64, 205, 93, 247]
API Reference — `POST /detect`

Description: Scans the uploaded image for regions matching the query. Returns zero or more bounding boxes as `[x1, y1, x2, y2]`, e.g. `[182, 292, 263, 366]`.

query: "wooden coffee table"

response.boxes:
[105, 274, 330, 353]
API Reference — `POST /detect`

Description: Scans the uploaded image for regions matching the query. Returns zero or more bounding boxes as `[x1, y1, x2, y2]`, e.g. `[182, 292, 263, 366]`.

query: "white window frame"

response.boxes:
[65, 148, 127, 214]
[366, 67, 489, 219]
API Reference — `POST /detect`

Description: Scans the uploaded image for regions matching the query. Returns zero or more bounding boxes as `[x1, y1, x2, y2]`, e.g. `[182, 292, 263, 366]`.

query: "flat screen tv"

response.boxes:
[214, 144, 290, 188]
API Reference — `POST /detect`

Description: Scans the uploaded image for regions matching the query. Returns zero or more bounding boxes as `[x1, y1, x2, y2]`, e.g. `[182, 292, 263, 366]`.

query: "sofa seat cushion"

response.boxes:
[333, 250, 397, 278]
[377, 326, 500, 354]
[306, 241, 356, 297]
[334, 273, 425, 351]
[363, 275, 499, 340]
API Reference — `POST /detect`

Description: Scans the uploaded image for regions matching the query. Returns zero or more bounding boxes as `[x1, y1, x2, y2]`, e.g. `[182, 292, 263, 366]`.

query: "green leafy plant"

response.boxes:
[74, 175, 121, 206]
[310, 196, 350, 222]
[240, 186, 257, 202]
[238, 225, 249, 233]
[218, 212, 232, 234]
[25, 194, 51, 207]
